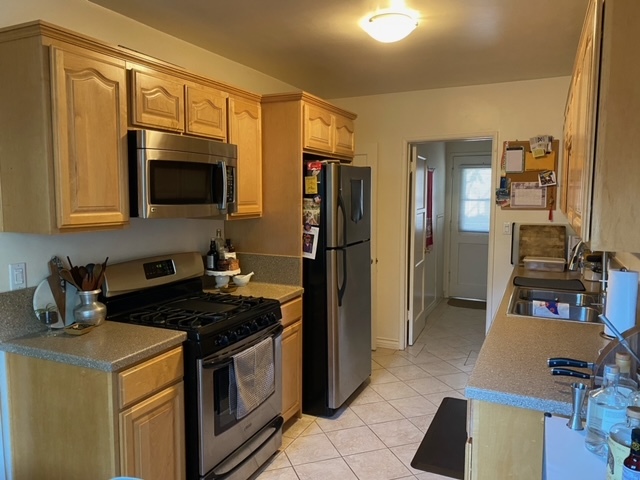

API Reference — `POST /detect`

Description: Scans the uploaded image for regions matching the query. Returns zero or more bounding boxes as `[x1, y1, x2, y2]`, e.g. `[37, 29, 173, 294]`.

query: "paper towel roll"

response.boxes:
[605, 269, 639, 336]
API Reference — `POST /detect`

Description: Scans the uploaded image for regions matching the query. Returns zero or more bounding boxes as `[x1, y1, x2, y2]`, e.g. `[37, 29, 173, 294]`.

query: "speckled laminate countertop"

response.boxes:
[0, 282, 301, 373]
[205, 282, 303, 304]
[465, 267, 610, 416]
[0, 321, 186, 372]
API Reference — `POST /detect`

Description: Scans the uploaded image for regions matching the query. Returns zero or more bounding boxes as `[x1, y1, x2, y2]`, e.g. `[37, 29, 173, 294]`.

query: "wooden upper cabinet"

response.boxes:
[561, 0, 640, 252]
[301, 99, 356, 160]
[561, 0, 599, 242]
[130, 68, 185, 132]
[334, 115, 355, 157]
[229, 95, 263, 218]
[51, 47, 129, 229]
[303, 103, 334, 153]
[185, 83, 228, 140]
[0, 27, 129, 234]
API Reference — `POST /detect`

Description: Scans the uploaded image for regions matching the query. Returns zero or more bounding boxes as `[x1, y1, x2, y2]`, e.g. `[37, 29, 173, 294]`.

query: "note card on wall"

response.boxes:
[505, 147, 525, 173]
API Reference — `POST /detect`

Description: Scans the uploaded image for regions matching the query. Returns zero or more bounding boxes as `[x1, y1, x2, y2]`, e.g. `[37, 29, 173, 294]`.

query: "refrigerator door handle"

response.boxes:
[338, 191, 348, 246]
[350, 178, 364, 224]
[337, 248, 347, 307]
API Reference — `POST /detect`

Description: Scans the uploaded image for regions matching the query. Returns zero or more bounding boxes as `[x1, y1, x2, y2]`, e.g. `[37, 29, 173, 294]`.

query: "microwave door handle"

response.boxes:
[216, 161, 227, 211]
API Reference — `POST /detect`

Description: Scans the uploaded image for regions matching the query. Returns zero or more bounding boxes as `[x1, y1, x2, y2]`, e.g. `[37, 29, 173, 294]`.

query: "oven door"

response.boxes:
[198, 324, 282, 478]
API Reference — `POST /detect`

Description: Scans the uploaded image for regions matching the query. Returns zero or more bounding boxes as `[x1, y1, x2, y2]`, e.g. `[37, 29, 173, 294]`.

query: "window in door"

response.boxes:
[459, 167, 491, 233]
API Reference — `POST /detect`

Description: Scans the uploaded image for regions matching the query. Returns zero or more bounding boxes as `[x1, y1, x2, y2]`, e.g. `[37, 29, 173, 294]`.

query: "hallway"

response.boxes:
[255, 299, 486, 479]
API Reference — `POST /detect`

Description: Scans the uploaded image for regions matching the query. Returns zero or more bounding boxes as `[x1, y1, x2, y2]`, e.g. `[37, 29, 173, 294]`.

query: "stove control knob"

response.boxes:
[256, 315, 268, 327]
[249, 321, 259, 332]
[228, 331, 238, 343]
[237, 325, 250, 337]
[215, 334, 229, 347]
[268, 312, 278, 324]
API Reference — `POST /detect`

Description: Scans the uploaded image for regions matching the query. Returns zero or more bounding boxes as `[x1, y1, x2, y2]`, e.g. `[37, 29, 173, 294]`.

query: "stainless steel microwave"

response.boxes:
[128, 130, 237, 219]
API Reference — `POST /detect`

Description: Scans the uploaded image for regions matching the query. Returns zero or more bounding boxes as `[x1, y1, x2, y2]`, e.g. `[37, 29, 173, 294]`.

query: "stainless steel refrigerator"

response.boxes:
[302, 161, 372, 416]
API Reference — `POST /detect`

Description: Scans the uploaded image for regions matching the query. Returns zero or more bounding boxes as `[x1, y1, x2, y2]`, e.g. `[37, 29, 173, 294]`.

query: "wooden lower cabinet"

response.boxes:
[5, 346, 185, 479]
[281, 297, 303, 422]
[465, 400, 544, 480]
[120, 383, 185, 479]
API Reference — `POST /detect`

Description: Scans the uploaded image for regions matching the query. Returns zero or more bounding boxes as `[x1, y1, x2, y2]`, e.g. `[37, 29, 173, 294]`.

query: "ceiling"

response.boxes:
[88, 0, 589, 99]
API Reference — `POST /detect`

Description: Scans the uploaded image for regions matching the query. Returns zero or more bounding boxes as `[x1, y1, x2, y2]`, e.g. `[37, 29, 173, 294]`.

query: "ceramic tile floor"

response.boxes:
[254, 299, 486, 480]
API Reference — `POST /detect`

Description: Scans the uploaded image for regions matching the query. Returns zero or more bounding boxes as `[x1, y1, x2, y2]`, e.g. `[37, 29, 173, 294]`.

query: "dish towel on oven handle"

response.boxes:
[229, 336, 275, 419]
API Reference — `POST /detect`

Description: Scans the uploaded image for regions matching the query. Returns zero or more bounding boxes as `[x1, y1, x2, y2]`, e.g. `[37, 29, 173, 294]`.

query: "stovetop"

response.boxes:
[101, 252, 283, 356]
[104, 279, 282, 356]
[113, 292, 280, 339]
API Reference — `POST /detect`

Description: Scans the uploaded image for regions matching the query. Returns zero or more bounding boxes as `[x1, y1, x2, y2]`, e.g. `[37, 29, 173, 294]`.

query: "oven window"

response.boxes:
[213, 362, 237, 435]
[150, 160, 214, 204]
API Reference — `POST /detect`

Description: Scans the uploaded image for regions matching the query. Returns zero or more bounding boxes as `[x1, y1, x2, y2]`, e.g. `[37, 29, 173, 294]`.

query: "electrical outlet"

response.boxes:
[9, 262, 26, 290]
[503, 222, 512, 235]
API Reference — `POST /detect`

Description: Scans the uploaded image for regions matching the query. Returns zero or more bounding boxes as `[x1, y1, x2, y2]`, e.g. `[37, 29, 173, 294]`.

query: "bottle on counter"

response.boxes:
[206, 238, 219, 271]
[617, 352, 639, 395]
[608, 406, 640, 480]
[622, 428, 640, 479]
[215, 228, 226, 254]
[585, 364, 629, 457]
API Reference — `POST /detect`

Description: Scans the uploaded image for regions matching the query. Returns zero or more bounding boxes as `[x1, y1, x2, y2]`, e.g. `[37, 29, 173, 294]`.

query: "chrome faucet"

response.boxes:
[568, 240, 585, 271]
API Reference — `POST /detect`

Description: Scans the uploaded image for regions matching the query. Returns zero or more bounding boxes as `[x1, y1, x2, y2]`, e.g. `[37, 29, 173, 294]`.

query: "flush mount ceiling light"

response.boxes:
[361, 11, 418, 43]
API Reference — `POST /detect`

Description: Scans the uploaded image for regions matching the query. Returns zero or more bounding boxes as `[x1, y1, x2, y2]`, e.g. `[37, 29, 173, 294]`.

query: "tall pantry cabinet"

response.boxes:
[561, 0, 640, 252]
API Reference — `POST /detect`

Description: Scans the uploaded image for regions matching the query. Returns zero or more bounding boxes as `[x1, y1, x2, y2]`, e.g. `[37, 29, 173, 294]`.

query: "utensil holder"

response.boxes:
[73, 289, 106, 326]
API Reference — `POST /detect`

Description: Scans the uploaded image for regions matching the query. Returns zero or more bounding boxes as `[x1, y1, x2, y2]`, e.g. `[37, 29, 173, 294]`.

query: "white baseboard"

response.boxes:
[375, 337, 401, 350]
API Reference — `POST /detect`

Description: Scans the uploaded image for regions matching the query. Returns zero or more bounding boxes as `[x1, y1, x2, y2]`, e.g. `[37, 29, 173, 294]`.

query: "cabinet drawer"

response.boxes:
[118, 346, 183, 409]
[281, 297, 302, 329]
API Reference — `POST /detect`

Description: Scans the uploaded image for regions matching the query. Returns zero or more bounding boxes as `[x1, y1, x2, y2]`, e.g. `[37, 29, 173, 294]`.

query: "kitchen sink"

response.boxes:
[508, 286, 602, 322]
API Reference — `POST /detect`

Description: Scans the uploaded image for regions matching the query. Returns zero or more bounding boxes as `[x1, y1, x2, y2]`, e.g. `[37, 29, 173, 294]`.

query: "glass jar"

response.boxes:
[73, 289, 106, 326]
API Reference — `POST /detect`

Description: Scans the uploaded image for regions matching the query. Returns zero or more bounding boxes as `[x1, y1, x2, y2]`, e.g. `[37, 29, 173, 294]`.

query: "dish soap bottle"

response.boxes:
[608, 406, 640, 480]
[585, 364, 629, 457]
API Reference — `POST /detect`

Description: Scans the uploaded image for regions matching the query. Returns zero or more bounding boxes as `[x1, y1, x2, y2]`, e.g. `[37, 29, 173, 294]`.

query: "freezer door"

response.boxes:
[326, 241, 372, 409]
[325, 164, 371, 248]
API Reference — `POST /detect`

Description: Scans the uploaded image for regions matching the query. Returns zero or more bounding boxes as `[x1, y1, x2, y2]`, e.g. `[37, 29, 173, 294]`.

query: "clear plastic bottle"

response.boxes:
[585, 364, 629, 457]
[608, 406, 640, 480]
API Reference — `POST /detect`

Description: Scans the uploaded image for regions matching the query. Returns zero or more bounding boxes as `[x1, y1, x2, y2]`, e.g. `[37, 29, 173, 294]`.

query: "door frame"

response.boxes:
[401, 132, 498, 350]
[353, 143, 378, 351]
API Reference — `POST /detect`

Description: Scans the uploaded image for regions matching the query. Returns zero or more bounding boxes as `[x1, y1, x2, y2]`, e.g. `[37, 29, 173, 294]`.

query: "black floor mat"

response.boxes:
[410, 397, 467, 479]
[447, 298, 486, 310]
[513, 276, 585, 291]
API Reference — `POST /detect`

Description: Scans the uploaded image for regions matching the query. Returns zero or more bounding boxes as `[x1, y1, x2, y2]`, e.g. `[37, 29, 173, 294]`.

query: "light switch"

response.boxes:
[9, 262, 26, 290]
[503, 222, 512, 235]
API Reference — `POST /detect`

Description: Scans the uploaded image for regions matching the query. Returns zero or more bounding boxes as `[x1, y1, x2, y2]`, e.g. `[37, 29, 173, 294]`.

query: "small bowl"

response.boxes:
[233, 272, 254, 287]
[215, 275, 230, 288]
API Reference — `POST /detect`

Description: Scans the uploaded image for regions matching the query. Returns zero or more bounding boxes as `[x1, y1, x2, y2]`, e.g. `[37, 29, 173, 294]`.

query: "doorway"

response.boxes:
[448, 154, 491, 300]
[406, 138, 493, 346]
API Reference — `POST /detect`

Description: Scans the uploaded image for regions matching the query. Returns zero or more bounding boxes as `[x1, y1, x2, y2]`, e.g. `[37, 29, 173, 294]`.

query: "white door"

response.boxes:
[407, 148, 429, 345]
[448, 155, 491, 300]
[353, 144, 377, 350]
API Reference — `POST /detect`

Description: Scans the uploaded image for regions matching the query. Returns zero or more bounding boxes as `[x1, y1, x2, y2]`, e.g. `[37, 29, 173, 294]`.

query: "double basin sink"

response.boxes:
[508, 282, 602, 323]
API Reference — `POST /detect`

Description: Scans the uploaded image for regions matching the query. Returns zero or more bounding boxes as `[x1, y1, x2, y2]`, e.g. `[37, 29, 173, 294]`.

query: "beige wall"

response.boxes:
[0, 0, 296, 95]
[333, 76, 571, 347]
[0, 0, 298, 293]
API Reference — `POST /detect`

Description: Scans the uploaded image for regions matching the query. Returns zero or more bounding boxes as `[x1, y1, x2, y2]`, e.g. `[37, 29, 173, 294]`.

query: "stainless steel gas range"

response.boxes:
[102, 252, 283, 480]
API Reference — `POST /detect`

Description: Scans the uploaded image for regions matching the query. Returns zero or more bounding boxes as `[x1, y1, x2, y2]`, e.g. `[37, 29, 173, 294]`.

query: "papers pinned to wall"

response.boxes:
[510, 182, 547, 208]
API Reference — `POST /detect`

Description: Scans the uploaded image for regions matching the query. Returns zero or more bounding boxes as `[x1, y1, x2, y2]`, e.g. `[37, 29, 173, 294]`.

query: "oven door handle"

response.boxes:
[202, 323, 283, 369]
